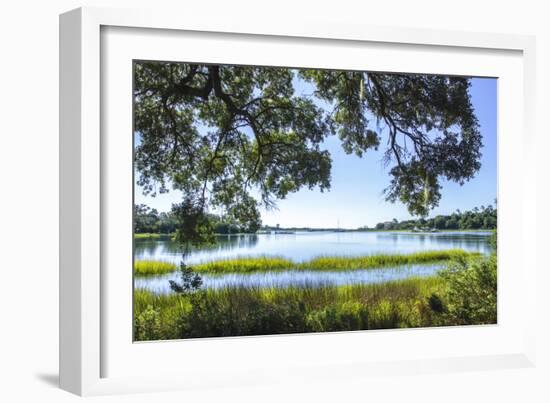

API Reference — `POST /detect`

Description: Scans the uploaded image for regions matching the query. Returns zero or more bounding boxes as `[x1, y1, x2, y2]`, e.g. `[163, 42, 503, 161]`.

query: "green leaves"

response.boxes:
[302, 71, 482, 216]
[384, 160, 442, 216]
[366, 74, 481, 216]
[134, 62, 483, 244]
[436, 254, 497, 325]
[172, 198, 216, 247]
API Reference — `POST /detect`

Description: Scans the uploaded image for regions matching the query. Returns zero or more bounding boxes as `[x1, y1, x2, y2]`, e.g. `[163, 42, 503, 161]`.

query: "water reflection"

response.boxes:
[134, 264, 443, 294]
[135, 231, 492, 266]
[135, 234, 259, 264]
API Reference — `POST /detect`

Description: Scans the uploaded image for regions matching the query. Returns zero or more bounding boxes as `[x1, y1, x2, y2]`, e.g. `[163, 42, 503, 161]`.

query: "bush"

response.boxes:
[134, 305, 162, 341]
[432, 254, 497, 325]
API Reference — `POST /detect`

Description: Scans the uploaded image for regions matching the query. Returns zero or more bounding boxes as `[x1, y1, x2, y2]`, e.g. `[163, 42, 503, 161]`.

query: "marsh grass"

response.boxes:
[133, 250, 495, 340]
[134, 260, 177, 276]
[301, 250, 473, 270]
[192, 249, 476, 274]
[193, 256, 294, 273]
[133, 276, 450, 340]
[134, 233, 174, 239]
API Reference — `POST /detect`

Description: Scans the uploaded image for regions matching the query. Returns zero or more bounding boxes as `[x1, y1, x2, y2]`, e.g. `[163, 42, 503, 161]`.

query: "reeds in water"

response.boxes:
[192, 249, 476, 274]
[134, 260, 177, 276]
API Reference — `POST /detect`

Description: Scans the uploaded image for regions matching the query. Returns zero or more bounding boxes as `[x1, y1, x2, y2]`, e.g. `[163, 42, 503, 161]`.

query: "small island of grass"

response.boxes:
[134, 260, 177, 276]
[134, 249, 479, 276]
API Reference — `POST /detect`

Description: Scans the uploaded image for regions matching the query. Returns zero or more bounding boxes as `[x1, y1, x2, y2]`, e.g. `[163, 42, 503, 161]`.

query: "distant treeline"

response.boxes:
[370, 204, 497, 231]
[135, 203, 497, 235]
[134, 204, 255, 235]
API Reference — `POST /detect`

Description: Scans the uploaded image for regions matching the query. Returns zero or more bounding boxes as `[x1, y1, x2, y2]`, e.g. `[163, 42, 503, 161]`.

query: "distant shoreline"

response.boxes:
[134, 228, 494, 239]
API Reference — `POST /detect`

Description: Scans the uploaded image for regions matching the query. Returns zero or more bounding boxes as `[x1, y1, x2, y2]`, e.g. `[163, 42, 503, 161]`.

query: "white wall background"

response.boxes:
[0, 1, 548, 401]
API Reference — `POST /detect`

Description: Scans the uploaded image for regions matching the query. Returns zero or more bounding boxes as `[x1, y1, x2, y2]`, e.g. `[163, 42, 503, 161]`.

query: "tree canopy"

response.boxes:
[134, 62, 482, 244]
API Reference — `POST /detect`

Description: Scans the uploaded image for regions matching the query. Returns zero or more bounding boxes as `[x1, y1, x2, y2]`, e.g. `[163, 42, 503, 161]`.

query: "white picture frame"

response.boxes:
[60, 6, 537, 396]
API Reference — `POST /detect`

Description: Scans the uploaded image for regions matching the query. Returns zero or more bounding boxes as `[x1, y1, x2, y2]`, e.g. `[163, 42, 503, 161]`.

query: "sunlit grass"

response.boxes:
[133, 276, 450, 341]
[133, 247, 496, 340]
[301, 250, 475, 271]
[193, 256, 294, 273]
[134, 260, 177, 276]
[192, 250, 477, 274]
[134, 277, 444, 309]
[134, 233, 174, 239]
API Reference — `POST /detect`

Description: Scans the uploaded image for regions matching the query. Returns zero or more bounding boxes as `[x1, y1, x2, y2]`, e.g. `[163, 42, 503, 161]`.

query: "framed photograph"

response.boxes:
[60, 6, 537, 396]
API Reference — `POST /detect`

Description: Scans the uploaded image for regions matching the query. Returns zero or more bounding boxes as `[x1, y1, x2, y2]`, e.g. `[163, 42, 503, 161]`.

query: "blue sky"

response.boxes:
[135, 75, 497, 229]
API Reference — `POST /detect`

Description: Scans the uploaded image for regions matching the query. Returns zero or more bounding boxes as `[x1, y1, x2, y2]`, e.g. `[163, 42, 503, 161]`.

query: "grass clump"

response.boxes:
[193, 256, 295, 274]
[134, 260, 177, 276]
[134, 289, 192, 340]
[191, 250, 477, 274]
[133, 276, 449, 340]
[300, 250, 474, 271]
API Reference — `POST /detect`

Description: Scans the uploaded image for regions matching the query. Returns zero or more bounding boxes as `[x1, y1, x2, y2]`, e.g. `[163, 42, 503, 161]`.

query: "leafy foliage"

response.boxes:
[134, 62, 482, 244]
[428, 233, 497, 325]
[171, 197, 216, 246]
[435, 254, 497, 325]
[134, 305, 162, 341]
[300, 71, 481, 216]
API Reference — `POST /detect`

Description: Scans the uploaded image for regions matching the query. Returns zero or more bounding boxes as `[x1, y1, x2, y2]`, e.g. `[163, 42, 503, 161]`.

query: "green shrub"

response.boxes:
[134, 305, 162, 341]
[432, 255, 497, 325]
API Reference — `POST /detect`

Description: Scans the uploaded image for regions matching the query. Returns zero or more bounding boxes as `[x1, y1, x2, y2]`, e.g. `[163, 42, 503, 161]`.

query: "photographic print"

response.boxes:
[132, 61, 497, 341]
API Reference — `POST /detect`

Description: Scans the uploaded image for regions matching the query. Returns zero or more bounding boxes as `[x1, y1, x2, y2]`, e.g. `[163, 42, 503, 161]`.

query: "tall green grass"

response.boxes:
[192, 249, 477, 274]
[133, 276, 449, 341]
[193, 256, 294, 274]
[134, 260, 177, 276]
[300, 250, 474, 271]
[133, 250, 496, 341]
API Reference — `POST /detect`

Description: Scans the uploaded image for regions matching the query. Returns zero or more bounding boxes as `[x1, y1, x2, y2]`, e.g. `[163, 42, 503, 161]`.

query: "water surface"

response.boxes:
[134, 231, 492, 294]
[134, 263, 442, 294]
[135, 231, 492, 265]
